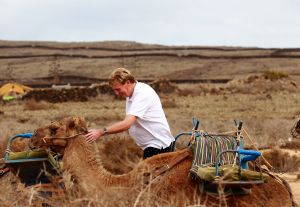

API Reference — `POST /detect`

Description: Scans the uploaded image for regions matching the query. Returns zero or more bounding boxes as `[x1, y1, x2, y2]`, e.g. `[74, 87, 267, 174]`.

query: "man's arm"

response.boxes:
[85, 115, 137, 143]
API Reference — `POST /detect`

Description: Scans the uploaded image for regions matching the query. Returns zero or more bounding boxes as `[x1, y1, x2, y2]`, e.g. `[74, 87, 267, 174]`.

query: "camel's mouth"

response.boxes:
[29, 117, 88, 153]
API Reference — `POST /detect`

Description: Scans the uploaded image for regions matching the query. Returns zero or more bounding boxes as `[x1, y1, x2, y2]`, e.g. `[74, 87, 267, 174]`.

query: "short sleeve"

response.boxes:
[127, 91, 150, 118]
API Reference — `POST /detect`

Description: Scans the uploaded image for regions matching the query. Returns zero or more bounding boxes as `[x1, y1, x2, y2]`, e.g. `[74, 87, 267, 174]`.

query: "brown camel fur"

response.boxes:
[30, 117, 295, 207]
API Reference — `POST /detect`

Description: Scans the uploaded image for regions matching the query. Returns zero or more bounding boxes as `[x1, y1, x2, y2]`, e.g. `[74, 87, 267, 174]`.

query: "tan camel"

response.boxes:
[30, 117, 296, 207]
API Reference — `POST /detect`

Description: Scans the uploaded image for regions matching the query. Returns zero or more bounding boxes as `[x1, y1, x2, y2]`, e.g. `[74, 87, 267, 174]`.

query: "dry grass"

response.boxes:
[262, 147, 300, 173]
[97, 136, 143, 174]
[1, 90, 299, 147]
[161, 96, 178, 108]
[1, 40, 300, 206]
[0, 88, 300, 206]
[23, 99, 57, 111]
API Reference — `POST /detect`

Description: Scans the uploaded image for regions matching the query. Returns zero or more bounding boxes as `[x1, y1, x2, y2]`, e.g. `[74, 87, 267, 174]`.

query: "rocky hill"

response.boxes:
[0, 40, 299, 86]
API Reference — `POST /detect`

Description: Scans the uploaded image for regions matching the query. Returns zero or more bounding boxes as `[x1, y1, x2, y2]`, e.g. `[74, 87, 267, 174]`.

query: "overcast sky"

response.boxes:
[1, 0, 300, 48]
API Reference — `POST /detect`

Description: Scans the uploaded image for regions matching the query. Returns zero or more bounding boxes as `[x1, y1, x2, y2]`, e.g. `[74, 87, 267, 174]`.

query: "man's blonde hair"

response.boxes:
[109, 68, 136, 85]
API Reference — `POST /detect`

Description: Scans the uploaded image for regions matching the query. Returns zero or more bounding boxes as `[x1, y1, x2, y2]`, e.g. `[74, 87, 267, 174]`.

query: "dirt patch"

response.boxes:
[177, 73, 299, 96]
[149, 78, 179, 94]
[223, 73, 298, 94]
[18, 74, 300, 103]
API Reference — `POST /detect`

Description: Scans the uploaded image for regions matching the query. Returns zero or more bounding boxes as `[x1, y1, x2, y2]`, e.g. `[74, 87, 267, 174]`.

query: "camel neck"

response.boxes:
[63, 137, 133, 187]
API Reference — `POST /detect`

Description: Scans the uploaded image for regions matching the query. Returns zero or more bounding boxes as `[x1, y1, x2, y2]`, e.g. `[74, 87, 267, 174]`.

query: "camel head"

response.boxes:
[29, 117, 88, 154]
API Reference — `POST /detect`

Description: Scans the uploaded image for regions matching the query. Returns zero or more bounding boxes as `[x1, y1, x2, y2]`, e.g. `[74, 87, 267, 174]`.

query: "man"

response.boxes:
[85, 68, 175, 159]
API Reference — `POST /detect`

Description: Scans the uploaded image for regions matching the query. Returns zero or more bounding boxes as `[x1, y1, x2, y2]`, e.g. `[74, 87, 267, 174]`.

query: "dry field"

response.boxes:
[1, 40, 300, 206]
[1, 83, 299, 148]
[0, 83, 300, 206]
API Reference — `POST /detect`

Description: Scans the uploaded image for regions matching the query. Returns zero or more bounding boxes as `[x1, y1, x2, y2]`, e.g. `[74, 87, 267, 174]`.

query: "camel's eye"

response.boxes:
[50, 128, 57, 135]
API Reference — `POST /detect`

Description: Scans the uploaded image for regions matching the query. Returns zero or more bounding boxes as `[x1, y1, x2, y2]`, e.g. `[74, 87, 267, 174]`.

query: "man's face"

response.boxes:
[111, 80, 130, 98]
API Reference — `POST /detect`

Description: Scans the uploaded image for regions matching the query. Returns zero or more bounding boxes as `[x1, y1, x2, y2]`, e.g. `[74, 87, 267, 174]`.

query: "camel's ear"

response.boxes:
[67, 117, 84, 129]
[49, 122, 60, 134]
[66, 119, 76, 129]
[78, 118, 88, 128]
[76, 118, 88, 133]
[50, 122, 60, 129]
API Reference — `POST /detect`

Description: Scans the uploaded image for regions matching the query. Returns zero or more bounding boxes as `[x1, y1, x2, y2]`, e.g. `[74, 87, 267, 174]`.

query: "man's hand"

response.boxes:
[84, 115, 136, 144]
[85, 129, 103, 143]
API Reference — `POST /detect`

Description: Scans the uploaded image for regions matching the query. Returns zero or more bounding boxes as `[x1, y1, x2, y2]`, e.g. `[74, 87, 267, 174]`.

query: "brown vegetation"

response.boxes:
[25, 117, 294, 207]
[262, 147, 300, 173]
[15, 73, 299, 104]
[23, 99, 56, 110]
[149, 78, 179, 94]
[263, 70, 289, 81]
[0, 89, 299, 206]
[22, 83, 114, 103]
[0, 40, 300, 206]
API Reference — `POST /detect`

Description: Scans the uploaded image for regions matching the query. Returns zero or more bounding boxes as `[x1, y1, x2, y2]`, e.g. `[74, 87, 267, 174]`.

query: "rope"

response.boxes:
[192, 134, 237, 167]
[242, 128, 300, 176]
[205, 131, 238, 136]
[29, 132, 85, 150]
[42, 132, 84, 141]
[232, 129, 242, 167]
[241, 128, 274, 171]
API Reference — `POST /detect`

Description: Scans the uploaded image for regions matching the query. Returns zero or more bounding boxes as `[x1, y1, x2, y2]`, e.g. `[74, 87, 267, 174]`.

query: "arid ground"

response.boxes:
[0, 40, 300, 206]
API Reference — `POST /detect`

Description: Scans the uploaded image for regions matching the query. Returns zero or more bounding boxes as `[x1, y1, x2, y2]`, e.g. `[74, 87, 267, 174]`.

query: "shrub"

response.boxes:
[161, 98, 178, 108]
[263, 70, 288, 81]
[23, 99, 56, 110]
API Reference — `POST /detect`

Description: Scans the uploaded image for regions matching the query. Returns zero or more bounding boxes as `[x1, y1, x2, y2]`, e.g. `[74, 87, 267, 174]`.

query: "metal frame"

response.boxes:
[174, 118, 265, 188]
[4, 133, 61, 186]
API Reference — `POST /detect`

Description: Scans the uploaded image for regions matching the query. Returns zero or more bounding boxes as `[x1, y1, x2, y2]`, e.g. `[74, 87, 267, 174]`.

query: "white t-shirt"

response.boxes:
[126, 82, 174, 150]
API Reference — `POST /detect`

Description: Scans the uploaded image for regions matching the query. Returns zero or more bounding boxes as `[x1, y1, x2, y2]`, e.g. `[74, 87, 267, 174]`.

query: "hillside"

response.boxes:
[0, 40, 300, 86]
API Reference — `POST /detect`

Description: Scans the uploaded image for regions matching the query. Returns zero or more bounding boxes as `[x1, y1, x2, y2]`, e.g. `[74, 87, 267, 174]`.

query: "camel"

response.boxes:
[29, 117, 296, 207]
